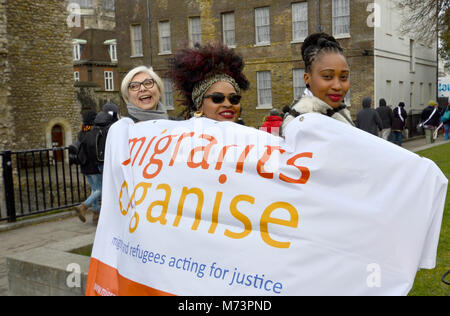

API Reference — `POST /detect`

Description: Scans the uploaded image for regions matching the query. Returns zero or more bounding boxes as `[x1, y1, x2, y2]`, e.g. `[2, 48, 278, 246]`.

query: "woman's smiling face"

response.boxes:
[200, 81, 241, 122]
[304, 52, 350, 109]
[128, 72, 161, 110]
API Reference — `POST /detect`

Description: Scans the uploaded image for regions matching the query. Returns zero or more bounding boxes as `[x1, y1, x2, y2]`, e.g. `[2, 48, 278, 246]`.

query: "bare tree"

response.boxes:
[395, 0, 449, 49]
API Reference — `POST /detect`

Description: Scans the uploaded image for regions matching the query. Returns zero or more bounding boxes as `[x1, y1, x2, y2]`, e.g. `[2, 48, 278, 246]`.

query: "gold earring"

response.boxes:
[194, 111, 203, 118]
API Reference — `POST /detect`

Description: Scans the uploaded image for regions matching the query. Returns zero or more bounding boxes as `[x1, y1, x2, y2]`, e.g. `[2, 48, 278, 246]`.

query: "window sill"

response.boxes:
[291, 39, 305, 44]
[333, 34, 351, 40]
[130, 54, 144, 59]
[256, 105, 273, 110]
[254, 43, 271, 47]
[158, 51, 172, 56]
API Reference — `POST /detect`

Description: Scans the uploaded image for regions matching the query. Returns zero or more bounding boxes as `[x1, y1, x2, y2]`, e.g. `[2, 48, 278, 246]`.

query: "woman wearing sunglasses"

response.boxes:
[120, 66, 169, 122]
[169, 44, 249, 122]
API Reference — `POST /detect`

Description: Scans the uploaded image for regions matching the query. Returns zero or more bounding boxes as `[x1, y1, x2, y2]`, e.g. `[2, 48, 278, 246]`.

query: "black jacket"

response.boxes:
[392, 107, 407, 131]
[77, 129, 100, 175]
[421, 106, 440, 127]
[375, 105, 393, 129]
[356, 100, 383, 136]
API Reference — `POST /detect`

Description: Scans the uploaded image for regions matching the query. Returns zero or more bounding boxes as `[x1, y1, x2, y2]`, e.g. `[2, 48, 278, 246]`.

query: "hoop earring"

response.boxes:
[194, 111, 204, 118]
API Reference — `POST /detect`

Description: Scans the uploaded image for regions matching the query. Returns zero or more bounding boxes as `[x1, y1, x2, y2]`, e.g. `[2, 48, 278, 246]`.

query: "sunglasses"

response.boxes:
[128, 78, 155, 91]
[203, 93, 242, 105]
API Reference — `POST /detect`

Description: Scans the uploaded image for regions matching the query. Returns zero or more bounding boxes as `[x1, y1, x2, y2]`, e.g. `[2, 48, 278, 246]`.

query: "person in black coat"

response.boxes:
[74, 110, 102, 224]
[420, 100, 441, 144]
[355, 96, 382, 136]
[375, 98, 393, 140]
[392, 102, 408, 146]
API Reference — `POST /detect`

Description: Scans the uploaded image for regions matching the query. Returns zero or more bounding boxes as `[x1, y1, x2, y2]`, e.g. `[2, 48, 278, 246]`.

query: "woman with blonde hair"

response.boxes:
[121, 66, 168, 122]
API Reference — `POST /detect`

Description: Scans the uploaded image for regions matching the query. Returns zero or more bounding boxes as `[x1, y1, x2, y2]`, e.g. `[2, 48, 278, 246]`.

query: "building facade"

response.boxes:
[0, 0, 78, 151]
[374, 0, 438, 128]
[70, 0, 122, 113]
[115, 0, 436, 128]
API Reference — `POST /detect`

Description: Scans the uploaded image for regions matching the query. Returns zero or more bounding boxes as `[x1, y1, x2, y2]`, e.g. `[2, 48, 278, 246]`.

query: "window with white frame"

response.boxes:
[109, 43, 117, 62]
[189, 17, 202, 47]
[70, 0, 93, 8]
[344, 89, 351, 106]
[131, 25, 143, 57]
[386, 80, 392, 106]
[428, 83, 433, 101]
[104, 71, 114, 91]
[163, 78, 174, 110]
[257, 71, 272, 108]
[292, 2, 308, 42]
[332, 0, 350, 37]
[420, 82, 424, 105]
[293, 69, 306, 100]
[74, 71, 80, 82]
[73, 43, 81, 61]
[102, 0, 115, 11]
[159, 21, 171, 53]
[222, 12, 235, 47]
[255, 7, 270, 45]
[410, 39, 416, 72]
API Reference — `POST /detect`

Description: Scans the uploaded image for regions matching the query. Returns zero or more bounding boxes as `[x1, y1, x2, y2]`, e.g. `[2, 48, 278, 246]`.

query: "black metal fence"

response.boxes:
[0, 147, 89, 223]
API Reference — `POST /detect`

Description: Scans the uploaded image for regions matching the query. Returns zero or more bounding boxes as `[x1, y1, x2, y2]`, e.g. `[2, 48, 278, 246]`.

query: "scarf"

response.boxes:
[127, 102, 169, 122]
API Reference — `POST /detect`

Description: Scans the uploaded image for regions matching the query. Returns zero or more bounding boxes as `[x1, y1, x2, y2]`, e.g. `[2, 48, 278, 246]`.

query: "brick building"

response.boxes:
[69, 0, 122, 113]
[0, 0, 79, 151]
[115, 0, 436, 128]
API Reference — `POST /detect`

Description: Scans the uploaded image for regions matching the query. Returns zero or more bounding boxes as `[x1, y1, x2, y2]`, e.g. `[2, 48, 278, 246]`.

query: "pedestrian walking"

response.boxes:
[440, 104, 450, 141]
[375, 98, 393, 140]
[74, 110, 102, 224]
[420, 100, 441, 144]
[392, 102, 408, 146]
[355, 96, 383, 136]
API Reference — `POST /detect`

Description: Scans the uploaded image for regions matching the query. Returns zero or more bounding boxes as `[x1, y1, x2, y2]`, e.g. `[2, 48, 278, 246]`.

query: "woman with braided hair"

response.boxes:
[169, 43, 250, 122]
[282, 33, 354, 135]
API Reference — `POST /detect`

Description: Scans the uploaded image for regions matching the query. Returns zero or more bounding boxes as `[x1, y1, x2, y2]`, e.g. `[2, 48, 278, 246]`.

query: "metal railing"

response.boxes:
[0, 147, 89, 222]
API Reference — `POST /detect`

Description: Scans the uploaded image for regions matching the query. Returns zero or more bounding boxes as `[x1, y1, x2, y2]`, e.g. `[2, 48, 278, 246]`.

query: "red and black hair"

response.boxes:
[168, 43, 250, 115]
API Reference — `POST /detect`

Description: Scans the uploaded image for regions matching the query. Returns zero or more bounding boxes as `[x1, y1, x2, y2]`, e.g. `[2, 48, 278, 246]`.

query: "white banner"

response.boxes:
[86, 114, 447, 296]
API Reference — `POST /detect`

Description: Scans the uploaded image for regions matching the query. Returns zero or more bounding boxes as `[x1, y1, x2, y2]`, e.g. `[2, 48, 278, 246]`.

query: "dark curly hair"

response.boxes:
[301, 33, 345, 73]
[168, 43, 250, 115]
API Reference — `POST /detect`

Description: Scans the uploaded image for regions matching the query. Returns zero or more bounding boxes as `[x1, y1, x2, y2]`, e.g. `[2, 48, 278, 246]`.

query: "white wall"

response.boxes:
[374, 0, 437, 115]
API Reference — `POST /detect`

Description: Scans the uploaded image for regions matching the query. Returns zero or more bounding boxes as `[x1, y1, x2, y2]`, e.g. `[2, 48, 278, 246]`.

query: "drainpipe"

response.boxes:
[146, 0, 152, 66]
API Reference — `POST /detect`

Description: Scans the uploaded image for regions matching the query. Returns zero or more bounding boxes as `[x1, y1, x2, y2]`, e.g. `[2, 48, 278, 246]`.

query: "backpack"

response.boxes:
[85, 125, 110, 164]
[95, 125, 109, 163]
[68, 138, 87, 165]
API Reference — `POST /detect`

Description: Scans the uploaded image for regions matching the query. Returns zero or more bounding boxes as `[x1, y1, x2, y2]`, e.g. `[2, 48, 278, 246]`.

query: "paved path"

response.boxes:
[0, 136, 448, 296]
[0, 212, 97, 296]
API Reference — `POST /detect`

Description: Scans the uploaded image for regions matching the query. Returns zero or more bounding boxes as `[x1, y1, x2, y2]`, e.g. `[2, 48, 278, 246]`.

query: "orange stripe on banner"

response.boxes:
[85, 258, 175, 296]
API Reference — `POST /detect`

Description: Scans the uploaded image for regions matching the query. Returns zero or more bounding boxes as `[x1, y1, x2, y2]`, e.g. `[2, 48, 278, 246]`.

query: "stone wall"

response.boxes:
[6, 0, 79, 150]
[0, 0, 13, 151]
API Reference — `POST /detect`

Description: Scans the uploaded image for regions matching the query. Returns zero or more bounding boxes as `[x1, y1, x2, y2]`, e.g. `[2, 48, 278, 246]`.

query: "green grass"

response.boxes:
[408, 143, 450, 296]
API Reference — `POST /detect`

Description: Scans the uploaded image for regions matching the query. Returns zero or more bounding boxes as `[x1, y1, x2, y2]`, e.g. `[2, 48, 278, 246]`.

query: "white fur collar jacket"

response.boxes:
[281, 94, 354, 136]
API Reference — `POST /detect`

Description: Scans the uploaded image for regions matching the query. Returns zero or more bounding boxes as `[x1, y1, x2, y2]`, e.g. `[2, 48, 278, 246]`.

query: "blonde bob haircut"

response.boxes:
[120, 66, 165, 104]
